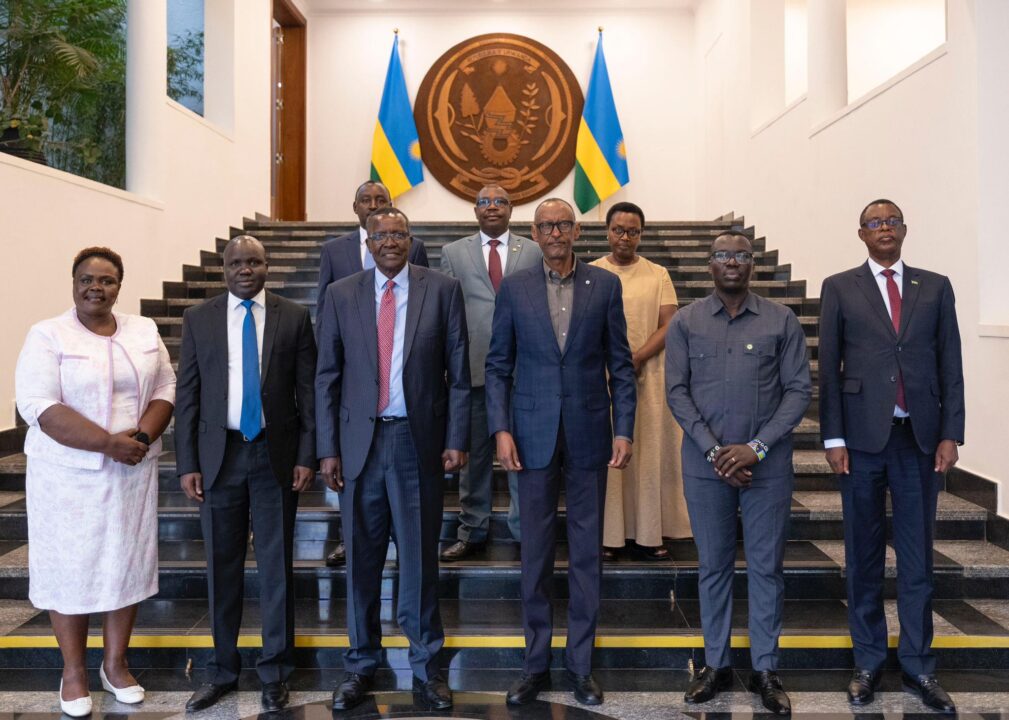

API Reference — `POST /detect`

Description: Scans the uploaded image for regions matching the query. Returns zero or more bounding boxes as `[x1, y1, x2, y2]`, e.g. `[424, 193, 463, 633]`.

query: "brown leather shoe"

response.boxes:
[440, 539, 485, 562]
[325, 541, 346, 566]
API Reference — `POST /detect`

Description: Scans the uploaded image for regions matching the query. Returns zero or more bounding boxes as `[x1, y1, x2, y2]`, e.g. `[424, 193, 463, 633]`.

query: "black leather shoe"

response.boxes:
[412, 675, 452, 710]
[902, 672, 956, 713]
[684, 666, 733, 704]
[332, 673, 371, 711]
[326, 542, 346, 566]
[261, 682, 288, 712]
[847, 668, 881, 705]
[748, 671, 791, 715]
[186, 681, 237, 711]
[506, 672, 550, 705]
[439, 539, 485, 562]
[566, 671, 603, 706]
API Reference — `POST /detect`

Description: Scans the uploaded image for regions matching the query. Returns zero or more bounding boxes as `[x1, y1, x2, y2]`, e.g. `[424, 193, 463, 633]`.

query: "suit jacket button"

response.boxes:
[369, 417, 375, 422]
[890, 376, 896, 382]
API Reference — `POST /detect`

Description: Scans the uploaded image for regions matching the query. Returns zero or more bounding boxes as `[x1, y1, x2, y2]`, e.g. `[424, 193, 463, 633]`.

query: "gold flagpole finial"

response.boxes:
[394, 28, 399, 35]
[598, 26, 604, 33]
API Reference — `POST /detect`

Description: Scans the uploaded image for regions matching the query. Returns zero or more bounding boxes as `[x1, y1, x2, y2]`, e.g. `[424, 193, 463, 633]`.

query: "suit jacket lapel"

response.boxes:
[403, 266, 427, 364]
[505, 235, 528, 275]
[853, 262, 897, 337]
[524, 267, 562, 358]
[211, 293, 230, 394]
[355, 270, 378, 369]
[563, 260, 595, 358]
[467, 234, 495, 294]
[345, 233, 364, 273]
[897, 265, 921, 340]
[259, 291, 280, 387]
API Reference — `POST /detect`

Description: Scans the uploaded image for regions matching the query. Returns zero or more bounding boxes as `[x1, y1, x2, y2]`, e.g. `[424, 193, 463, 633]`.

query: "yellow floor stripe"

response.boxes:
[1, 634, 1008, 649]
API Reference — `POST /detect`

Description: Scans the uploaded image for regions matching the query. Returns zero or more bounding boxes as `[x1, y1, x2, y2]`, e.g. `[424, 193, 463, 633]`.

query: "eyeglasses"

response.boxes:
[861, 217, 904, 231]
[609, 226, 642, 239]
[368, 231, 409, 243]
[534, 220, 575, 235]
[476, 197, 511, 208]
[710, 250, 754, 264]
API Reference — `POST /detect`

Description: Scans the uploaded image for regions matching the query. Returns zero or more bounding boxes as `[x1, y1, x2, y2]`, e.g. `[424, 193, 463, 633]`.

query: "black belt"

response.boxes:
[226, 428, 265, 443]
[892, 416, 912, 426]
[377, 416, 408, 423]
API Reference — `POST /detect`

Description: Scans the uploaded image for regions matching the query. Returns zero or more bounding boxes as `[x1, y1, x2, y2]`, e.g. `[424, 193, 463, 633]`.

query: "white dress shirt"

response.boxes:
[375, 265, 409, 417]
[359, 226, 369, 266]
[226, 289, 266, 431]
[824, 257, 908, 449]
[479, 229, 510, 271]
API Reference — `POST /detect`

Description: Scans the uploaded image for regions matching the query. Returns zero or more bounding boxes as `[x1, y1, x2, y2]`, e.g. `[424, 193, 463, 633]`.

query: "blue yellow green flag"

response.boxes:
[574, 32, 629, 213]
[370, 35, 423, 198]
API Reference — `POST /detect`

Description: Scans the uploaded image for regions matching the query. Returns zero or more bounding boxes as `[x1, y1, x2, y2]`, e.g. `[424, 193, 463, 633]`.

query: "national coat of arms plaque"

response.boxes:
[414, 33, 584, 205]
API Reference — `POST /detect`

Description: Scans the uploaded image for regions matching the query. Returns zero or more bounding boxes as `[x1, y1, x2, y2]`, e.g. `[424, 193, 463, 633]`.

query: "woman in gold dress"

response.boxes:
[591, 202, 690, 560]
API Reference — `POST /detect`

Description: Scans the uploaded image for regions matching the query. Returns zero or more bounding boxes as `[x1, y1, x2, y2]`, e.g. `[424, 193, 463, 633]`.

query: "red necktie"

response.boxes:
[377, 280, 396, 414]
[882, 269, 907, 412]
[488, 239, 503, 293]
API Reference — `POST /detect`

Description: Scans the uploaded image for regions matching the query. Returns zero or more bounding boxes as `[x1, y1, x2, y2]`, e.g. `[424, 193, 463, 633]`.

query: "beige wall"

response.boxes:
[694, 0, 1009, 514]
[1, 0, 273, 430]
[305, 8, 698, 222]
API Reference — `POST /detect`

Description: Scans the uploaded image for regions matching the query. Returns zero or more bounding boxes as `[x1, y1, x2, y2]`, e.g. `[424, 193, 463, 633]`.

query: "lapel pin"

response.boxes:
[746, 343, 753, 350]
[585, 280, 591, 285]
[911, 280, 919, 285]
[511, 246, 518, 252]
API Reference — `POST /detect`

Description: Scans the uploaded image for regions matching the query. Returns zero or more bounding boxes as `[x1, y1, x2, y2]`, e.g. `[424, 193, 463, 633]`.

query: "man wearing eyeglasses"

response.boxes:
[819, 200, 964, 713]
[316, 180, 429, 567]
[486, 198, 636, 707]
[439, 185, 541, 562]
[316, 206, 470, 712]
[665, 231, 811, 715]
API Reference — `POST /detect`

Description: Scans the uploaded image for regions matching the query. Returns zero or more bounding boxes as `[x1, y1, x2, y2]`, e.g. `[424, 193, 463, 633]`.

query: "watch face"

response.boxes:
[135, 432, 151, 445]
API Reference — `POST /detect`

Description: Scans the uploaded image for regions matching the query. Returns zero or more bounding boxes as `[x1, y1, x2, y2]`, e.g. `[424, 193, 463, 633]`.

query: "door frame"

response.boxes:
[272, 0, 307, 220]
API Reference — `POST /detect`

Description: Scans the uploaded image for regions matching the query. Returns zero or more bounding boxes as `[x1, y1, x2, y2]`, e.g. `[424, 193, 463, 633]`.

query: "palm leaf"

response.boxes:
[47, 36, 99, 78]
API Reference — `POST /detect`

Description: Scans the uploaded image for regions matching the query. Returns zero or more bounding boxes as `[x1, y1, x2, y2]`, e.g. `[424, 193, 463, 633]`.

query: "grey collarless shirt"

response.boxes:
[664, 291, 812, 479]
[544, 259, 576, 353]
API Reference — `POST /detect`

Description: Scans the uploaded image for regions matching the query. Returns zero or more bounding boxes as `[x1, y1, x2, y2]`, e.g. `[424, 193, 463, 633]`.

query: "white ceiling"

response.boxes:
[303, 0, 698, 13]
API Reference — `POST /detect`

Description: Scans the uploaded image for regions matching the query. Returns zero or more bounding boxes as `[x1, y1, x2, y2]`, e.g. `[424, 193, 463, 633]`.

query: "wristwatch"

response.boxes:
[135, 431, 151, 446]
[705, 444, 721, 463]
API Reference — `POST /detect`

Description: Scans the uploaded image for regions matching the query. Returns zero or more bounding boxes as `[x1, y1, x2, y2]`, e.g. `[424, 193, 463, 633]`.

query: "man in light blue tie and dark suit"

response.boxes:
[175, 236, 317, 712]
[439, 184, 541, 562]
[316, 207, 470, 711]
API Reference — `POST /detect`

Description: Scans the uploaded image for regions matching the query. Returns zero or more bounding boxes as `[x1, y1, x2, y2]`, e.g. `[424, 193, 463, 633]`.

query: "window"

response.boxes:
[846, 0, 946, 101]
[167, 0, 205, 116]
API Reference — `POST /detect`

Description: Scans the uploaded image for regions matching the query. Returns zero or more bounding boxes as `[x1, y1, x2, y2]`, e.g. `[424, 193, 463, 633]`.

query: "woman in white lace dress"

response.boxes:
[15, 247, 175, 714]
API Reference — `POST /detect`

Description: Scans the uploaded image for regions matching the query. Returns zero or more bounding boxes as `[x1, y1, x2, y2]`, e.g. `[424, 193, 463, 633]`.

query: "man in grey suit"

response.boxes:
[316, 207, 470, 712]
[665, 231, 810, 715]
[439, 184, 541, 561]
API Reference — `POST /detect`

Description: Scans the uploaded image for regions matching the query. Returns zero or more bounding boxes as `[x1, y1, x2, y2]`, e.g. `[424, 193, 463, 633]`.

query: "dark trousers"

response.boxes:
[683, 472, 793, 670]
[518, 427, 607, 675]
[199, 433, 298, 684]
[456, 386, 521, 542]
[842, 422, 940, 676]
[341, 419, 444, 681]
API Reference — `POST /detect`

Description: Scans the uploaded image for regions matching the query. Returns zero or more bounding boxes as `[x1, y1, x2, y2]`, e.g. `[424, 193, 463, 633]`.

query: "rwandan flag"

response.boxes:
[370, 34, 423, 199]
[574, 32, 629, 213]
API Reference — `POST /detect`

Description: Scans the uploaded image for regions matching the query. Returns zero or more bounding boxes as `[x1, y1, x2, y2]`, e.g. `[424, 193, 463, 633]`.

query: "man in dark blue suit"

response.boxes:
[316, 181, 429, 318]
[316, 180, 428, 567]
[486, 198, 636, 707]
[819, 199, 965, 713]
[316, 207, 469, 712]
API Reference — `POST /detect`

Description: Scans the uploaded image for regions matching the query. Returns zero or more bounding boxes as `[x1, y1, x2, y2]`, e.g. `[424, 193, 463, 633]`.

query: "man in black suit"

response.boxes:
[175, 235, 317, 712]
[316, 207, 469, 711]
[819, 199, 965, 713]
[316, 180, 427, 567]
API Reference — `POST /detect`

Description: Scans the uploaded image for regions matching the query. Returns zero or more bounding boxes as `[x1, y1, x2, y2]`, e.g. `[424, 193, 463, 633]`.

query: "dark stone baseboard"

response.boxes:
[946, 467, 1009, 552]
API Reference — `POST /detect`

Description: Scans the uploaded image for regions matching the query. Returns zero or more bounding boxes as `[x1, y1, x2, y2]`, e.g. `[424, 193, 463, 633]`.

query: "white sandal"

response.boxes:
[100, 663, 145, 704]
[59, 678, 93, 717]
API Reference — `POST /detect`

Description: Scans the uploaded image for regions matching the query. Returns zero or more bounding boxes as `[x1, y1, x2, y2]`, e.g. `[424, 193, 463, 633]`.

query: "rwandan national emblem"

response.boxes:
[414, 33, 584, 205]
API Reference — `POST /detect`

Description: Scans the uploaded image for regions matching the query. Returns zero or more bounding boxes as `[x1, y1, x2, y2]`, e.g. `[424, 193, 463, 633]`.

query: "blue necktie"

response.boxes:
[363, 245, 376, 270]
[239, 299, 262, 441]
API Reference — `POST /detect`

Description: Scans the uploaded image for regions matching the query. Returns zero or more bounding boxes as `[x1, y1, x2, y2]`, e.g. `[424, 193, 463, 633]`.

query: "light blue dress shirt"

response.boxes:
[374, 265, 409, 417]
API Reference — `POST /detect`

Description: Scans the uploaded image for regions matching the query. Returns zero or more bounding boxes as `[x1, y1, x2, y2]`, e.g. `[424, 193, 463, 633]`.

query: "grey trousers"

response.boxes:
[684, 471, 793, 670]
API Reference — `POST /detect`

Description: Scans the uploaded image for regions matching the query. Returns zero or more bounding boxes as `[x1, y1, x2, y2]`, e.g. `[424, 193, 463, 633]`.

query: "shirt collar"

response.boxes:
[358, 226, 368, 245]
[229, 289, 266, 310]
[709, 291, 759, 316]
[543, 258, 576, 282]
[867, 257, 904, 278]
[480, 229, 510, 246]
[374, 263, 410, 294]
